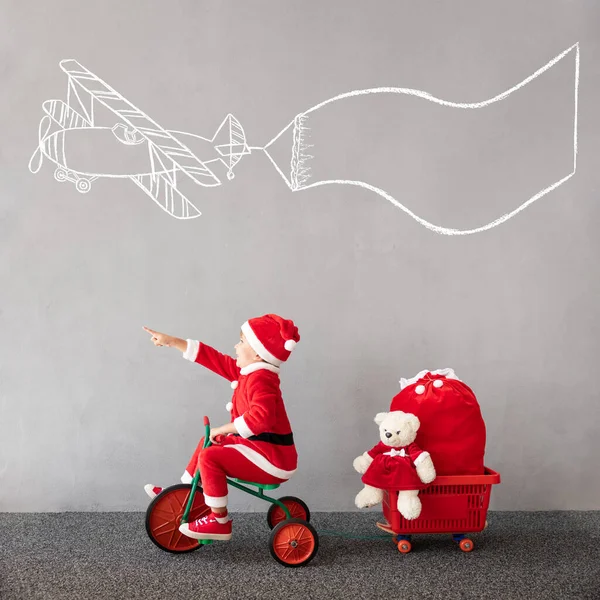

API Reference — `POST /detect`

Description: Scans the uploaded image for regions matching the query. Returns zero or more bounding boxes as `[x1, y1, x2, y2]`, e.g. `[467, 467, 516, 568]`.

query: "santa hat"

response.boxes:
[241, 314, 300, 367]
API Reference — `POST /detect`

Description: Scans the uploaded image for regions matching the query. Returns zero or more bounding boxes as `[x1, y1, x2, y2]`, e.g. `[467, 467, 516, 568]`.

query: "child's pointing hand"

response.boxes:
[143, 326, 176, 347]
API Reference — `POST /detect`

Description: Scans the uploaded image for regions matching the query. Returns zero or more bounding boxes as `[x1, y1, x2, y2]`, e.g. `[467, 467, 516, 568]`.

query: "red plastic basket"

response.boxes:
[382, 467, 501, 535]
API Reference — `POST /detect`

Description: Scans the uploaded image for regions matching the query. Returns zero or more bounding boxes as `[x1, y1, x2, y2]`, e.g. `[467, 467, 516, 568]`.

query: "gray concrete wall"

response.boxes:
[1, 0, 598, 511]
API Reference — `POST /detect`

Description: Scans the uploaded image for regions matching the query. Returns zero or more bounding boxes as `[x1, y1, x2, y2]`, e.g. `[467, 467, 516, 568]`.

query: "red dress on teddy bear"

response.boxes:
[361, 441, 430, 491]
[390, 369, 486, 475]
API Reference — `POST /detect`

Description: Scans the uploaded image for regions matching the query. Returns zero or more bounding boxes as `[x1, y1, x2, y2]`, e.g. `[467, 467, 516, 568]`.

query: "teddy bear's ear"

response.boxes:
[407, 413, 421, 432]
[374, 412, 388, 425]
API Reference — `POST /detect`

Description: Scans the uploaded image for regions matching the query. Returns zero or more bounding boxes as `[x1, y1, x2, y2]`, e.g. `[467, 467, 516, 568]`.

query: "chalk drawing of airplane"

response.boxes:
[28, 60, 250, 219]
[29, 44, 579, 234]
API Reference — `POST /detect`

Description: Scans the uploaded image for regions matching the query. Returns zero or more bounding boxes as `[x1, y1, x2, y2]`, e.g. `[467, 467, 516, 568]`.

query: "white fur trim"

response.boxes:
[202, 494, 228, 508]
[433, 379, 443, 388]
[284, 339, 296, 351]
[234, 415, 255, 438]
[240, 362, 280, 376]
[226, 402, 233, 412]
[228, 444, 296, 479]
[415, 384, 425, 395]
[180, 470, 193, 484]
[414, 451, 430, 466]
[241, 321, 282, 366]
[399, 368, 460, 390]
[183, 339, 200, 362]
[231, 380, 239, 389]
[144, 484, 159, 499]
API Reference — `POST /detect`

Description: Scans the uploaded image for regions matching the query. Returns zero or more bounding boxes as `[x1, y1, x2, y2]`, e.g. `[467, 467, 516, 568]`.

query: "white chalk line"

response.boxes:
[261, 43, 579, 234]
[300, 171, 576, 235]
[261, 147, 293, 188]
[573, 43, 580, 172]
[264, 43, 578, 150]
[308, 43, 579, 116]
[263, 120, 294, 151]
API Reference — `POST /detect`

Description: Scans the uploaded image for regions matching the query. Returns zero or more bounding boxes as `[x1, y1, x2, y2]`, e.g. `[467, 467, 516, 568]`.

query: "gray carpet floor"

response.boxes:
[0, 512, 598, 600]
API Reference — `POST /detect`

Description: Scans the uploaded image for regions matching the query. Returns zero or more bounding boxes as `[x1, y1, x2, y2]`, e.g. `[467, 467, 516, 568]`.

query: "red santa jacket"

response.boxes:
[184, 340, 298, 479]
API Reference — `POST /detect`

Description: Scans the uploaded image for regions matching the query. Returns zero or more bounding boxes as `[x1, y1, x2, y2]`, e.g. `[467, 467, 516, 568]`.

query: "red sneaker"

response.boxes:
[179, 513, 232, 541]
[144, 484, 163, 499]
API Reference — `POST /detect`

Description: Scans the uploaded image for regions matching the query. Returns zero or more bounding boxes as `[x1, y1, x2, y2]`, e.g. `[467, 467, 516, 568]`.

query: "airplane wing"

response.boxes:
[59, 59, 221, 189]
[129, 173, 201, 220]
[42, 99, 91, 129]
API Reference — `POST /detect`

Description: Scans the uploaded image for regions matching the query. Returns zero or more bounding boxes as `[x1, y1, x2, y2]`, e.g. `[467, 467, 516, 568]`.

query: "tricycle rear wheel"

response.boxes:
[266, 496, 311, 529]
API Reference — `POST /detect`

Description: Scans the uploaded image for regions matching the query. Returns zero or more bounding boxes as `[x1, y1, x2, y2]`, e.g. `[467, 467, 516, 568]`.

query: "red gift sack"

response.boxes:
[389, 369, 486, 475]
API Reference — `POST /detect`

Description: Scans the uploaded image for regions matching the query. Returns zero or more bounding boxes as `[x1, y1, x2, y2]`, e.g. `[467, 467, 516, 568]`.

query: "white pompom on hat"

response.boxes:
[241, 314, 300, 366]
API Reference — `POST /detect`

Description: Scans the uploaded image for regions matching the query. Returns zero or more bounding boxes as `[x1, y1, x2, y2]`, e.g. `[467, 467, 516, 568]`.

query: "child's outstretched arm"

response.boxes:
[143, 326, 240, 381]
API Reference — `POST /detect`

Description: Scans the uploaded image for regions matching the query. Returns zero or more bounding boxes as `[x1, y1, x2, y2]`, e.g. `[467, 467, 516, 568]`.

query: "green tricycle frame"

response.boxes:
[145, 416, 319, 567]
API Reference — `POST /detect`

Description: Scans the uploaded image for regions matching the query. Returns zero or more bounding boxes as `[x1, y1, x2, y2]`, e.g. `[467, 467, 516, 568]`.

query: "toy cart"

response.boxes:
[377, 467, 501, 553]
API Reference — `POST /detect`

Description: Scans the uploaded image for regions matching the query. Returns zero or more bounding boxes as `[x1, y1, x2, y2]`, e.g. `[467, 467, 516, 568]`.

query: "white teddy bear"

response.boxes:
[353, 411, 436, 520]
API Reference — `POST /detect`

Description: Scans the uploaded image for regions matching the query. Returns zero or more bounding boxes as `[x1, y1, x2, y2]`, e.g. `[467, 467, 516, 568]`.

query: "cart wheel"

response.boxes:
[145, 483, 211, 553]
[54, 168, 68, 182]
[269, 518, 319, 567]
[459, 538, 474, 552]
[267, 496, 311, 529]
[76, 178, 91, 193]
[397, 539, 412, 554]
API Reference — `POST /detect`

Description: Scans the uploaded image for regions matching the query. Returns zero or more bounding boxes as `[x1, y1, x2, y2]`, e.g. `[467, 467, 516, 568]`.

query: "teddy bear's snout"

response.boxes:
[385, 432, 392, 438]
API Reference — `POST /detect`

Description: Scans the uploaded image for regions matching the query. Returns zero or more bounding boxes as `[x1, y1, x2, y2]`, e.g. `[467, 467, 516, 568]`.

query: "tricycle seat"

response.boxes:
[232, 478, 280, 490]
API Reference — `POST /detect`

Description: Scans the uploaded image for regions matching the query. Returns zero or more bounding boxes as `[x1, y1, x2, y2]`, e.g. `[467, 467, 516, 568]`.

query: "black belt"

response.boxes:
[235, 432, 295, 446]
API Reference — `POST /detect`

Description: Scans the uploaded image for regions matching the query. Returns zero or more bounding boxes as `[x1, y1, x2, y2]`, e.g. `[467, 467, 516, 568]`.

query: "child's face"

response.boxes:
[234, 332, 261, 368]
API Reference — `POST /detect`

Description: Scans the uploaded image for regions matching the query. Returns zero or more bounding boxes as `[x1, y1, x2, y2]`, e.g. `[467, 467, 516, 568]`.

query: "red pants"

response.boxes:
[183, 437, 286, 508]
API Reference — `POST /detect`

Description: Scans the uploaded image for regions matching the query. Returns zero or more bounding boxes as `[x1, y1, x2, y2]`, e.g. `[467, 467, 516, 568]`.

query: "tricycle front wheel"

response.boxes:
[145, 483, 211, 553]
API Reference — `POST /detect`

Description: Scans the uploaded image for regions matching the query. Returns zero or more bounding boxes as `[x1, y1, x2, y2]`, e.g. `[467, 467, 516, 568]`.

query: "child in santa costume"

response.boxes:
[142, 314, 300, 541]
